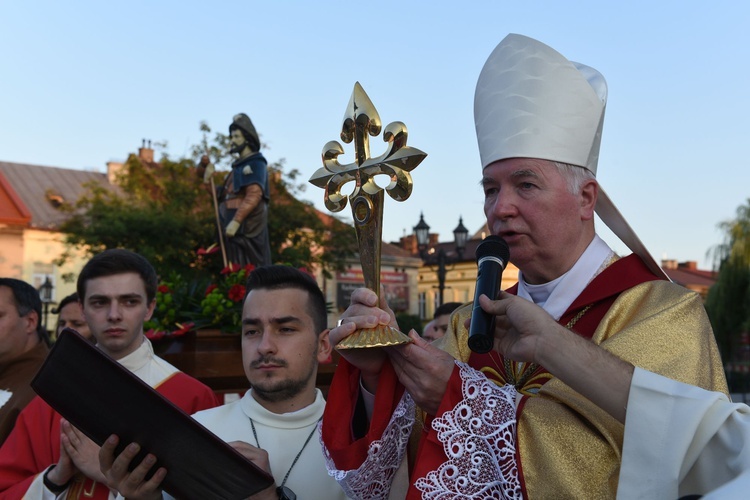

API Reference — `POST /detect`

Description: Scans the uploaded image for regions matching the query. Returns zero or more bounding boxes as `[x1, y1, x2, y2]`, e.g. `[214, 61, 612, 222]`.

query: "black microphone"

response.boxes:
[468, 235, 510, 354]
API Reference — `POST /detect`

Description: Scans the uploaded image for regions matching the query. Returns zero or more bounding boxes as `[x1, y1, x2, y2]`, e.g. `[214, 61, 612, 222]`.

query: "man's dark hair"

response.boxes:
[245, 265, 327, 334]
[435, 301, 463, 319]
[52, 292, 80, 314]
[77, 249, 158, 303]
[0, 277, 50, 345]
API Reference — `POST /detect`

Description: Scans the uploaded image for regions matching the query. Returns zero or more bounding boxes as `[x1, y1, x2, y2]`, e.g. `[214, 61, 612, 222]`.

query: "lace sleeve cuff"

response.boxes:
[322, 392, 415, 500]
[416, 361, 522, 499]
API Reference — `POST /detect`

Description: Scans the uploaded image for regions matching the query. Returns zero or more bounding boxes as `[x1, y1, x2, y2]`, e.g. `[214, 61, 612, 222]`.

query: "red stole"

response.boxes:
[472, 253, 663, 391]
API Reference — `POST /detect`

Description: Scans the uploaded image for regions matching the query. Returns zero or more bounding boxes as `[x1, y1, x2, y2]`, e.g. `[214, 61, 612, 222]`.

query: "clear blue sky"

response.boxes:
[2, 1, 748, 269]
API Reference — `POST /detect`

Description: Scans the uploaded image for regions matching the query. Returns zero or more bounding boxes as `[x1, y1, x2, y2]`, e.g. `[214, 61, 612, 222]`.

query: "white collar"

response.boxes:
[108, 336, 151, 372]
[517, 234, 613, 320]
[241, 389, 325, 429]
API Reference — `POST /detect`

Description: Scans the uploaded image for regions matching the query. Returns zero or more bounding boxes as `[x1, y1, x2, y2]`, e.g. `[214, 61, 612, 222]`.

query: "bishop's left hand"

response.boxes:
[387, 330, 456, 415]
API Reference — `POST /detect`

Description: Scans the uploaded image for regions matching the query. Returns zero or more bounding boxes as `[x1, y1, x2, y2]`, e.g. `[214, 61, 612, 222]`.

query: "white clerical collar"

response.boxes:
[521, 273, 564, 309]
[517, 234, 613, 320]
[111, 335, 151, 372]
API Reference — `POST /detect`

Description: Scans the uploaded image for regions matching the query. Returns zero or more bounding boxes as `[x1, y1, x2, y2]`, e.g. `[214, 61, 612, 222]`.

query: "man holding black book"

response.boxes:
[100, 265, 347, 500]
[0, 249, 219, 499]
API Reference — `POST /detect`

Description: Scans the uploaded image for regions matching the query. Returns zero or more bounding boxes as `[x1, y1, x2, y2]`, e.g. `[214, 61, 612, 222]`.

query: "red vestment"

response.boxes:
[322, 254, 725, 498]
[0, 342, 49, 446]
[0, 372, 219, 499]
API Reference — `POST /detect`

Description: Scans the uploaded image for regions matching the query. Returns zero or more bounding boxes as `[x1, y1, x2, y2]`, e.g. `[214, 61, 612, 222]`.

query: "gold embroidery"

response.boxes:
[480, 366, 505, 385]
[66, 476, 99, 498]
[482, 304, 593, 395]
[565, 304, 592, 329]
[83, 479, 96, 497]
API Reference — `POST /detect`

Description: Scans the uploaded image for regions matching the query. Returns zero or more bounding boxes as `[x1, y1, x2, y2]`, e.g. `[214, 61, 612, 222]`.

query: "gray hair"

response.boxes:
[554, 161, 596, 195]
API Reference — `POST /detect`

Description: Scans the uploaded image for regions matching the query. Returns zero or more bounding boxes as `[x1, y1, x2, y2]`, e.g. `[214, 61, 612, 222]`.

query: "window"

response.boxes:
[418, 292, 426, 320]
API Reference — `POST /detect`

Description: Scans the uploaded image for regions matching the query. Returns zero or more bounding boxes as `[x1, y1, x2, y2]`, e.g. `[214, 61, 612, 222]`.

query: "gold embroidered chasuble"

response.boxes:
[438, 280, 727, 498]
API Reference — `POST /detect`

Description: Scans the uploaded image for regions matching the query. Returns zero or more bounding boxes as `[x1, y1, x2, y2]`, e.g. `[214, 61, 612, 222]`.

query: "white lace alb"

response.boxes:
[416, 361, 521, 499]
[322, 393, 415, 500]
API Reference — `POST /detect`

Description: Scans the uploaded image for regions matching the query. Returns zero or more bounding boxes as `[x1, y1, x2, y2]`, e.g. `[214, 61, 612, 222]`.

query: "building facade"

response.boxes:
[0, 160, 118, 328]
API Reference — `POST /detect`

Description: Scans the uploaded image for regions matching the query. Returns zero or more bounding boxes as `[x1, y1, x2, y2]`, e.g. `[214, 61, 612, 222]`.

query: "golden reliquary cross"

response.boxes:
[309, 82, 426, 349]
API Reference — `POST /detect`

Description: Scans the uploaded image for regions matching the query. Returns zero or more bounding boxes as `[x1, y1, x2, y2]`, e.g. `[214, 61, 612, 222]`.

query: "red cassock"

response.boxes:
[0, 372, 219, 499]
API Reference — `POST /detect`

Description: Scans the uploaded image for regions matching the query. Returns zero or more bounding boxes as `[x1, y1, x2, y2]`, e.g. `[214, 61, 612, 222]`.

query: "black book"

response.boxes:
[31, 328, 274, 500]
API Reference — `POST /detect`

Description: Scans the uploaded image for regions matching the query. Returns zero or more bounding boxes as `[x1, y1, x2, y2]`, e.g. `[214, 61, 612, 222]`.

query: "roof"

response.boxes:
[382, 241, 417, 258]
[0, 170, 32, 225]
[663, 266, 717, 289]
[0, 161, 115, 230]
[472, 222, 490, 240]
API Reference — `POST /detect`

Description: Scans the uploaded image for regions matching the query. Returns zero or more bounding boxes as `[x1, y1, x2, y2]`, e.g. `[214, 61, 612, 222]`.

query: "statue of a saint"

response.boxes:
[198, 113, 272, 268]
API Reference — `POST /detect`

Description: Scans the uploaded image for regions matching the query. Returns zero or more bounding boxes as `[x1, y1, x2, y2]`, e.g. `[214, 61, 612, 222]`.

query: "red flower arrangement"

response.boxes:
[144, 248, 256, 338]
[227, 284, 246, 302]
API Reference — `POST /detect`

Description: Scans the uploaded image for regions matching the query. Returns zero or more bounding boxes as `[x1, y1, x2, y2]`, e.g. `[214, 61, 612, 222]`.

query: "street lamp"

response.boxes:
[38, 277, 54, 333]
[414, 214, 469, 306]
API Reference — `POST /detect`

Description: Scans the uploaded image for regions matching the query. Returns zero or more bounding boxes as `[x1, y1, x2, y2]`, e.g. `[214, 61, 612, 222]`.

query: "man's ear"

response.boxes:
[144, 299, 157, 322]
[317, 328, 333, 364]
[24, 310, 40, 336]
[580, 179, 598, 221]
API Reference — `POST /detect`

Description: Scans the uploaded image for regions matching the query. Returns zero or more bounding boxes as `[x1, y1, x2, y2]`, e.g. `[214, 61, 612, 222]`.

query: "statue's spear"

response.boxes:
[207, 171, 229, 268]
[198, 133, 229, 268]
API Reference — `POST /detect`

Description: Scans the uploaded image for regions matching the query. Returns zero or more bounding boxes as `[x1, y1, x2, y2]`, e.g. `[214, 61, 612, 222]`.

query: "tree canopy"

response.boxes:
[705, 199, 750, 361]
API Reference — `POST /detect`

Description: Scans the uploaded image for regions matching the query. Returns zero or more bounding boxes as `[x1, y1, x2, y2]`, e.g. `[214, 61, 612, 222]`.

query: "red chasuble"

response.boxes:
[0, 372, 219, 500]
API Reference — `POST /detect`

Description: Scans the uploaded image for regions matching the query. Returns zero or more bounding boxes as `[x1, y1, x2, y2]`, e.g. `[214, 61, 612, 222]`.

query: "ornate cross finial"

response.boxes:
[309, 82, 426, 213]
[309, 82, 426, 348]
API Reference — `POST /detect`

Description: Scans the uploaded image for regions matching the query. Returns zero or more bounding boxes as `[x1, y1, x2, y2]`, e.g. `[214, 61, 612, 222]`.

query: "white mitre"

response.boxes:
[474, 34, 667, 280]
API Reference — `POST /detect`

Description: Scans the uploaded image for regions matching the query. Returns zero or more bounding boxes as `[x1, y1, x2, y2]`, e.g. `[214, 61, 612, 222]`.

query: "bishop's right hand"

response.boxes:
[331, 287, 395, 393]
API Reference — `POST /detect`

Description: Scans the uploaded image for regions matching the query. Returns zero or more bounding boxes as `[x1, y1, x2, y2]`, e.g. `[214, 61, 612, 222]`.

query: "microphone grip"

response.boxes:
[467, 258, 503, 354]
